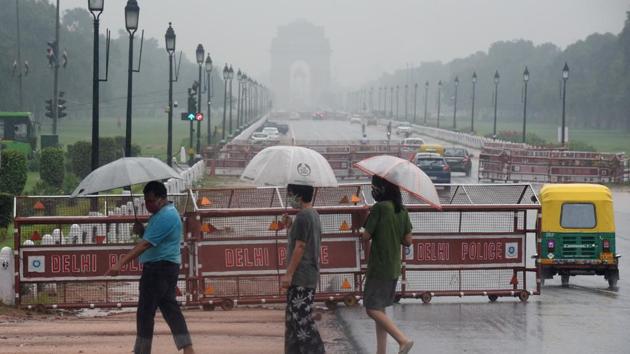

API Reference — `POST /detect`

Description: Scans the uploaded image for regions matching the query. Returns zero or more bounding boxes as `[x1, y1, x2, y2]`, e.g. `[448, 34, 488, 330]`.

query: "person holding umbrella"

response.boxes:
[281, 183, 326, 354]
[361, 175, 414, 354]
[106, 181, 194, 354]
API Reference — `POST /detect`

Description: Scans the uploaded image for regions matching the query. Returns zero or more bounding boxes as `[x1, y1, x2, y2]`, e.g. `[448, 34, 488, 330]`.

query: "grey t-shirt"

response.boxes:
[287, 208, 321, 289]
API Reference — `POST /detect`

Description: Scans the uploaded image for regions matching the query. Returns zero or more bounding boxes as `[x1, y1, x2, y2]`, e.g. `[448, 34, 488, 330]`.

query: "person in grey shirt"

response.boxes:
[281, 184, 326, 354]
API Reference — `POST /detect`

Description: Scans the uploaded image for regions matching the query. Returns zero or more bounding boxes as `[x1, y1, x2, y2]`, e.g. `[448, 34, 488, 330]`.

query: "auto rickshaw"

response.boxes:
[538, 184, 620, 288]
[418, 143, 444, 156]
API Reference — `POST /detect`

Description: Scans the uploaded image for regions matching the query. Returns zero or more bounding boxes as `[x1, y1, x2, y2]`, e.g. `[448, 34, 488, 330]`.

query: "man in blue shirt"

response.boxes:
[107, 181, 194, 354]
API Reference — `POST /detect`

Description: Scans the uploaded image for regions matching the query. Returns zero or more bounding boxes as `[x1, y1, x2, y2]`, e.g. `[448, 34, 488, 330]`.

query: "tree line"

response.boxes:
[374, 12, 630, 131]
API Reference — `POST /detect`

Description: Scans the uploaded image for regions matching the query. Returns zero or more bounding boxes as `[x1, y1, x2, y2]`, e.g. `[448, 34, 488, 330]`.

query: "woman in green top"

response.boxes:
[362, 175, 414, 354]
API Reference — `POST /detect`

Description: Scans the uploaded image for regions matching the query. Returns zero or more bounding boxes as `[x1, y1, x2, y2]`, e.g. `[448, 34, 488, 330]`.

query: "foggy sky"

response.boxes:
[58, 0, 629, 87]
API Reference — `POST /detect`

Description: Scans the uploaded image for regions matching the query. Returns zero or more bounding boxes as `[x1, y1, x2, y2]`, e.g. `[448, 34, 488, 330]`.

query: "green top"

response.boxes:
[365, 201, 412, 280]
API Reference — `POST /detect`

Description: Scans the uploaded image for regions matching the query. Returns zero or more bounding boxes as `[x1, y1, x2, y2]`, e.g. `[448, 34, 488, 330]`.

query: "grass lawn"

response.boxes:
[420, 115, 630, 153]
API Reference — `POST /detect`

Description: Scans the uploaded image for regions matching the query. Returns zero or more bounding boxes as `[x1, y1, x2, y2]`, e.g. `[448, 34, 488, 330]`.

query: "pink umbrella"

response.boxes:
[354, 155, 441, 210]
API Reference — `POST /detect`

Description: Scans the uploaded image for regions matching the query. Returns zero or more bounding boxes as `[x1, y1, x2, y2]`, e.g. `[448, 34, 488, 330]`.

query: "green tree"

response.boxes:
[0, 150, 27, 195]
[40, 147, 65, 188]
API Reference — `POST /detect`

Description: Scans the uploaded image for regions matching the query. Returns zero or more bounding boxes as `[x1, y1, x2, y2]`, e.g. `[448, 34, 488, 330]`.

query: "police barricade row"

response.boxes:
[479, 143, 626, 183]
[12, 184, 540, 309]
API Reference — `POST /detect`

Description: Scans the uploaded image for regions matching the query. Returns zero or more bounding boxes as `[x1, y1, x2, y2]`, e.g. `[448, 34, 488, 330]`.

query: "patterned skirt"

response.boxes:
[285, 286, 326, 354]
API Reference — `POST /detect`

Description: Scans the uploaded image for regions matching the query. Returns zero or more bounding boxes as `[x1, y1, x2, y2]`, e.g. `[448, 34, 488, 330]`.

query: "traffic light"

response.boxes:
[195, 112, 204, 121]
[57, 91, 66, 118]
[45, 99, 54, 118]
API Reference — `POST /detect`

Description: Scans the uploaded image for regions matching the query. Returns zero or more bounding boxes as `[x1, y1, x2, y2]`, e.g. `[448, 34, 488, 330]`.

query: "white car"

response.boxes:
[261, 127, 280, 141]
[396, 125, 412, 136]
[250, 132, 269, 143]
[402, 137, 425, 149]
[350, 117, 362, 124]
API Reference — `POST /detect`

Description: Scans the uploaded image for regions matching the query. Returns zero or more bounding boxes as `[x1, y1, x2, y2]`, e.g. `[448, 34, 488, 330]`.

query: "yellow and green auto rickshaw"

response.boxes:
[539, 184, 620, 288]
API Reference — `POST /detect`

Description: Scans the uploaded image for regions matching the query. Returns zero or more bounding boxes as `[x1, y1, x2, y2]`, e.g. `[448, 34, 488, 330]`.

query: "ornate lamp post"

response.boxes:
[195, 44, 204, 154]
[205, 54, 213, 145]
[437, 80, 442, 128]
[236, 69, 242, 129]
[404, 84, 408, 121]
[471, 72, 477, 132]
[124, 0, 139, 157]
[395, 85, 400, 120]
[88, 0, 104, 171]
[390, 86, 394, 118]
[561, 62, 569, 146]
[413, 82, 418, 124]
[164, 22, 175, 166]
[228, 65, 234, 136]
[492, 70, 500, 139]
[424, 81, 429, 125]
[522, 66, 529, 143]
[453, 76, 459, 130]
[221, 64, 228, 142]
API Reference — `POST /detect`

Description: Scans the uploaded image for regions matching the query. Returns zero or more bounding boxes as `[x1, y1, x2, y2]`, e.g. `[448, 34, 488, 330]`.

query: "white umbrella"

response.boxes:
[354, 155, 441, 209]
[71, 157, 182, 197]
[240, 146, 338, 187]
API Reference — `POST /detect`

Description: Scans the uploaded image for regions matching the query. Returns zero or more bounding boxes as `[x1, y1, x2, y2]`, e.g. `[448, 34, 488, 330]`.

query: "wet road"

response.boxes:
[279, 118, 630, 354]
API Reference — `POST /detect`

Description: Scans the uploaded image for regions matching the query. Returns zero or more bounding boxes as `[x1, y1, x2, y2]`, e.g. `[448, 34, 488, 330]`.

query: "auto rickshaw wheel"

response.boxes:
[325, 299, 338, 310]
[488, 295, 499, 302]
[518, 291, 530, 302]
[420, 293, 432, 304]
[561, 274, 570, 287]
[343, 295, 358, 307]
[220, 299, 234, 311]
[608, 278, 618, 289]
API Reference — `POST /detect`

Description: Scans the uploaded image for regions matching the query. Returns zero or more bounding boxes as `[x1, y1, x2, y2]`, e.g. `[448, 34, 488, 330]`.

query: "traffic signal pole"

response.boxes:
[52, 0, 60, 135]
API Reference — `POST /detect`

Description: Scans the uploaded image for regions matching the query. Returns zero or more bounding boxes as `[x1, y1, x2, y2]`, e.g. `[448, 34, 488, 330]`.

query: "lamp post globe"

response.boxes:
[124, 0, 139, 34]
[88, 0, 104, 15]
[562, 62, 569, 80]
[165, 22, 175, 54]
[492, 70, 500, 139]
[561, 62, 569, 146]
[195, 44, 204, 65]
[205, 54, 212, 73]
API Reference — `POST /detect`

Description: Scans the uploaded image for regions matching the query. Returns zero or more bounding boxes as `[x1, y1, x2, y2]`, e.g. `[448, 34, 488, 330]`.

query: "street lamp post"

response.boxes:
[413, 82, 418, 124]
[195, 44, 204, 154]
[424, 81, 429, 125]
[404, 84, 408, 121]
[390, 86, 394, 118]
[164, 22, 175, 166]
[522, 66, 529, 143]
[437, 80, 442, 128]
[471, 72, 477, 132]
[492, 70, 500, 139]
[236, 69, 242, 129]
[453, 76, 459, 130]
[221, 64, 228, 142]
[124, 0, 139, 157]
[395, 85, 400, 120]
[205, 54, 213, 145]
[228, 65, 234, 136]
[561, 62, 569, 146]
[88, 0, 104, 171]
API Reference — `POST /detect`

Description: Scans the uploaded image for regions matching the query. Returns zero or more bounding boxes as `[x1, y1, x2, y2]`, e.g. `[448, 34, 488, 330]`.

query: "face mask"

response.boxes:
[287, 195, 301, 208]
[371, 185, 385, 202]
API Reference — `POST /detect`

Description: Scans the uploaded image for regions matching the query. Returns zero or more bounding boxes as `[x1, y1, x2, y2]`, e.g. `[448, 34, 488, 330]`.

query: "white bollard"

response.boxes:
[68, 224, 81, 245]
[52, 228, 63, 245]
[42, 234, 54, 245]
[0, 247, 15, 305]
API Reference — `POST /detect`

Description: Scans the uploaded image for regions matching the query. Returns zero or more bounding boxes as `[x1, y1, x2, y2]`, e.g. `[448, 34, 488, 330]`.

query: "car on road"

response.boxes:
[402, 137, 425, 150]
[350, 117, 362, 124]
[249, 132, 269, 144]
[395, 124, 412, 136]
[366, 117, 378, 126]
[261, 127, 280, 141]
[443, 147, 473, 176]
[263, 121, 289, 134]
[415, 153, 451, 185]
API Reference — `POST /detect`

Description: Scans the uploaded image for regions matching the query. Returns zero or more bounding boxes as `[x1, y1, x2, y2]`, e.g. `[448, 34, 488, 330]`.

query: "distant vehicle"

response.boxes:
[264, 121, 289, 134]
[0, 112, 34, 157]
[289, 112, 300, 120]
[415, 154, 451, 184]
[418, 143, 445, 156]
[350, 117, 362, 124]
[402, 137, 425, 150]
[395, 124, 412, 136]
[250, 132, 269, 143]
[312, 112, 325, 120]
[262, 127, 280, 141]
[366, 117, 378, 126]
[443, 147, 473, 176]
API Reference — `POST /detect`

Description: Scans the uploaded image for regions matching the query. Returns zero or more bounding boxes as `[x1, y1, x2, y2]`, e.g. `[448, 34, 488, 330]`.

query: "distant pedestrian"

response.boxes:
[361, 175, 414, 354]
[281, 183, 326, 354]
[107, 181, 195, 354]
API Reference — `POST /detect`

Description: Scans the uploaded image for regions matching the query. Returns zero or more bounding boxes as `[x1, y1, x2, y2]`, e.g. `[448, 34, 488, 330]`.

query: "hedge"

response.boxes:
[0, 150, 27, 195]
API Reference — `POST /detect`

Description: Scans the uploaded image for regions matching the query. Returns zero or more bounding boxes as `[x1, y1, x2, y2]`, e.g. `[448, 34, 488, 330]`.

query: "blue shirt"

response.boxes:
[139, 203, 182, 264]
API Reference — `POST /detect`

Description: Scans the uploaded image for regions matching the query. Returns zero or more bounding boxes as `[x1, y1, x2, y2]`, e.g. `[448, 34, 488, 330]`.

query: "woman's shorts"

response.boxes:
[363, 277, 398, 310]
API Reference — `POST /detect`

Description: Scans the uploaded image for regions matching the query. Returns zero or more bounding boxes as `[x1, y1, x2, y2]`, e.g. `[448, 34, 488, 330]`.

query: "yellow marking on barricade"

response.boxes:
[351, 195, 361, 204]
[199, 197, 212, 207]
[341, 278, 352, 289]
[201, 223, 217, 233]
[510, 273, 519, 286]
[339, 220, 351, 231]
[269, 220, 285, 231]
[205, 285, 215, 295]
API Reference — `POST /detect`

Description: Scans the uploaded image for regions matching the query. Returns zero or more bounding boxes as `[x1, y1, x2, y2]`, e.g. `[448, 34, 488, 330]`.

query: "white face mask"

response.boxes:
[287, 194, 301, 208]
